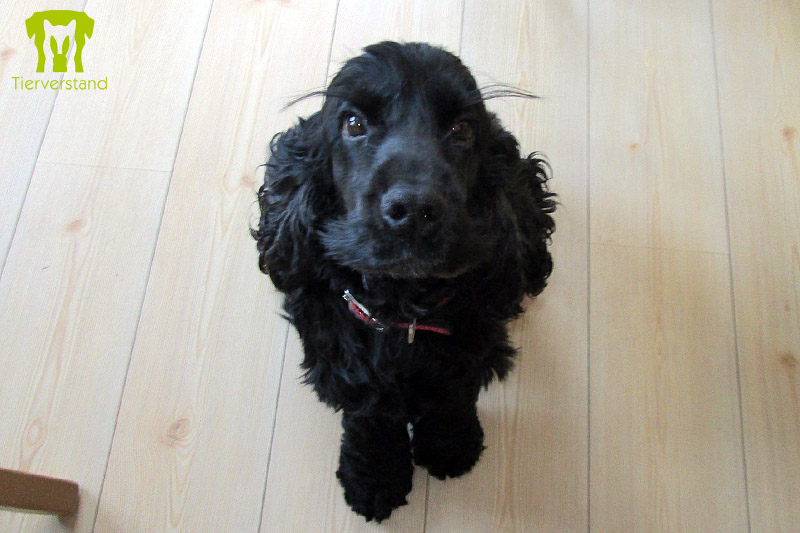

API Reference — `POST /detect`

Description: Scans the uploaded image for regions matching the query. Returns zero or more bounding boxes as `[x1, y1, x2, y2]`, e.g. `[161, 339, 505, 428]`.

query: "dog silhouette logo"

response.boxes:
[25, 10, 94, 73]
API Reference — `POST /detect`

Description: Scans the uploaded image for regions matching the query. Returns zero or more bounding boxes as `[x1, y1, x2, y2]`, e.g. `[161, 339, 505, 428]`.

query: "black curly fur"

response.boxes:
[253, 41, 555, 522]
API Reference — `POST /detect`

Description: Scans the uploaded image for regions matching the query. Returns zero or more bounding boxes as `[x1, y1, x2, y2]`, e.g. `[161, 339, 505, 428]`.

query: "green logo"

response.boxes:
[25, 10, 94, 73]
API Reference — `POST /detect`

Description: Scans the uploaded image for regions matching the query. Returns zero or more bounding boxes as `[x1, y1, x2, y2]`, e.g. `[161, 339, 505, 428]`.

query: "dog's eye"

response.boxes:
[450, 121, 473, 139]
[343, 115, 367, 137]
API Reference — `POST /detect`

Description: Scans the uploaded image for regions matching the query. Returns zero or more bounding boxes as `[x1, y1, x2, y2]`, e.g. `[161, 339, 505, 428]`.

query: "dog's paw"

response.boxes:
[413, 438, 485, 480]
[336, 469, 411, 522]
[412, 411, 485, 480]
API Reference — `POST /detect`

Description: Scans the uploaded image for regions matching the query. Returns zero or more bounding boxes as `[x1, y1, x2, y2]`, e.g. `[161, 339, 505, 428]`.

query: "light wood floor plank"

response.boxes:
[426, 1, 589, 531]
[0, 0, 83, 270]
[590, 245, 747, 531]
[35, 0, 212, 170]
[589, 3, 748, 530]
[0, 163, 169, 532]
[259, 2, 463, 529]
[589, 0, 728, 254]
[713, 1, 800, 529]
[329, 0, 463, 68]
[94, 1, 338, 530]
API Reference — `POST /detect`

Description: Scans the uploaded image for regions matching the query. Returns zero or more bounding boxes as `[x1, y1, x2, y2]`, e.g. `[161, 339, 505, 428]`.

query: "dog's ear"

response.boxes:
[512, 154, 556, 296]
[478, 118, 556, 316]
[253, 112, 335, 292]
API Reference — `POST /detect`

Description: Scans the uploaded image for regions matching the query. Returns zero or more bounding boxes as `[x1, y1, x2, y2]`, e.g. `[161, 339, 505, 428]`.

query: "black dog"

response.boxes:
[254, 41, 555, 522]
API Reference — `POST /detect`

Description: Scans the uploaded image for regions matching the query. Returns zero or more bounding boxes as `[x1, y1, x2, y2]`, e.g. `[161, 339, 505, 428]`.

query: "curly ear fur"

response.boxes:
[253, 112, 338, 292]
[473, 118, 556, 319]
[514, 153, 557, 296]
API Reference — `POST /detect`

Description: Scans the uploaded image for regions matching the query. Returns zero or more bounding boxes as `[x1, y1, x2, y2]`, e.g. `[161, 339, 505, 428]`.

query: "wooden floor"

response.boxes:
[1, 1, 797, 531]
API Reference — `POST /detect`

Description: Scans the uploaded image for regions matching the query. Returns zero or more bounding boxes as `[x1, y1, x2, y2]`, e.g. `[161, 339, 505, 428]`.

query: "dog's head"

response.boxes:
[256, 42, 554, 295]
[317, 42, 497, 278]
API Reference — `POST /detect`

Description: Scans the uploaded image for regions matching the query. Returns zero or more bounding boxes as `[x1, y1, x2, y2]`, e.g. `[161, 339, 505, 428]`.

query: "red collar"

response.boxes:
[342, 290, 452, 343]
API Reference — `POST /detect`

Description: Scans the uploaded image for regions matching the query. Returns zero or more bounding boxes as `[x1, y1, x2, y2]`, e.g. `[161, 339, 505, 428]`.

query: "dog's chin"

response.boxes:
[329, 245, 480, 280]
[321, 218, 492, 281]
[355, 257, 474, 280]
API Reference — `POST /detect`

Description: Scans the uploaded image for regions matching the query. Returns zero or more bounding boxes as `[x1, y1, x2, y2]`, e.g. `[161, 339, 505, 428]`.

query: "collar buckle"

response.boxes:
[343, 290, 386, 331]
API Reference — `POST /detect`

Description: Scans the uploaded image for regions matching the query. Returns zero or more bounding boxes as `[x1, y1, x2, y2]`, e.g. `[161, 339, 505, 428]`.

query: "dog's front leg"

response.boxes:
[336, 412, 413, 522]
[411, 386, 485, 479]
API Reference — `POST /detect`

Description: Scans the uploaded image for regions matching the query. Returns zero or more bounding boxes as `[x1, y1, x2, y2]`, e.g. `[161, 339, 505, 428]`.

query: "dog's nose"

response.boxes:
[381, 185, 446, 233]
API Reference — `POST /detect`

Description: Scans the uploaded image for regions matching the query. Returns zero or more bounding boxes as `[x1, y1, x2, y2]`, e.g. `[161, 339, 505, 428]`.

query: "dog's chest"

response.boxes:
[361, 331, 467, 418]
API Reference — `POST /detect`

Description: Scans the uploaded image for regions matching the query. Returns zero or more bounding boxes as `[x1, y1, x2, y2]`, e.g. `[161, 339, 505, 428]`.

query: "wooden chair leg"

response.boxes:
[0, 467, 79, 516]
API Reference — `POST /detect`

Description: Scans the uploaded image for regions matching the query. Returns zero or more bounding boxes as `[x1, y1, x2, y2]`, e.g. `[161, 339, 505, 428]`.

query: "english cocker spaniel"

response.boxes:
[254, 41, 556, 522]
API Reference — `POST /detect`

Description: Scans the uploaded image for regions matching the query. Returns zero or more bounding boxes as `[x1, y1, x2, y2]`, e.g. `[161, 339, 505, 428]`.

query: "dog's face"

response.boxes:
[318, 42, 496, 279]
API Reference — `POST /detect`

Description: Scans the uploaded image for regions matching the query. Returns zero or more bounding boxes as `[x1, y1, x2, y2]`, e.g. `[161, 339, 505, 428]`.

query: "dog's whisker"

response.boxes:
[471, 83, 542, 105]
[282, 89, 328, 110]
